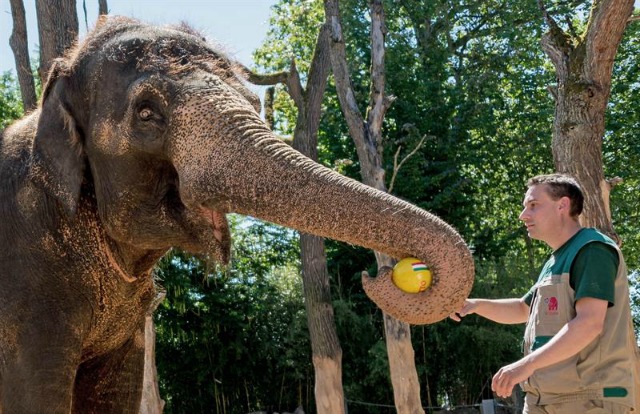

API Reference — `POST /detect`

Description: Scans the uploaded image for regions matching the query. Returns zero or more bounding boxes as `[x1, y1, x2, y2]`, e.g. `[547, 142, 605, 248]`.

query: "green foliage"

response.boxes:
[607, 19, 640, 335]
[155, 217, 311, 413]
[154, 0, 640, 410]
[252, 0, 566, 408]
[607, 20, 640, 273]
[0, 72, 24, 129]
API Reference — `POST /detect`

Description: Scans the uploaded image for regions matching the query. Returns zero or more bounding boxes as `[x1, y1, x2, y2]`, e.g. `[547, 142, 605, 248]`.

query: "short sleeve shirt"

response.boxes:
[523, 239, 618, 307]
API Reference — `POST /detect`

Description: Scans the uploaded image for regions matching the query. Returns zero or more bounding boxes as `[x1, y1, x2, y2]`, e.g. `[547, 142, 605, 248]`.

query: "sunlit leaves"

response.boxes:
[0, 72, 24, 129]
[154, 217, 310, 412]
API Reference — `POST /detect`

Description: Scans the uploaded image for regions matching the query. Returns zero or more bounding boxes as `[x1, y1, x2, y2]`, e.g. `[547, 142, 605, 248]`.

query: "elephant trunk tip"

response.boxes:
[361, 266, 467, 325]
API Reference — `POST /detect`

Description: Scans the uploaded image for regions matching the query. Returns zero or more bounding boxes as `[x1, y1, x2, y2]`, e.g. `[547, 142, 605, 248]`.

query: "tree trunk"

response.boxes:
[139, 314, 165, 414]
[299, 234, 346, 414]
[540, 0, 634, 235]
[99, 0, 109, 15]
[9, 0, 37, 111]
[324, 1, 425, 412]
[139, 288, 166, 414]
[290, 25, 346, 414]
[241, 23, 345, 413]
[35, 0, 78, 83]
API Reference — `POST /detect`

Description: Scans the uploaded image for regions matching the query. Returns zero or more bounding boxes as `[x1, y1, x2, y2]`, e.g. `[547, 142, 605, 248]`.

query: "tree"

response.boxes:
[99, 0, 108, 15]
[539, 0, 634, 235]
[35, 0, 78, 83]
[324, 1, 425, 412]
[9, 0, 37, 111]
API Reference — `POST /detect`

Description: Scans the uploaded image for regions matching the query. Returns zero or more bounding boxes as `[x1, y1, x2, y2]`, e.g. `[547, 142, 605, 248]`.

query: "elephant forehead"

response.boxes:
[102, 33, 229, 76]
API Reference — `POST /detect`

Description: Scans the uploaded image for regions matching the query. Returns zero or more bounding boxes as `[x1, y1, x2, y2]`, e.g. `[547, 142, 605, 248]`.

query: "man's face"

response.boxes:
[518, 184, 564, 244]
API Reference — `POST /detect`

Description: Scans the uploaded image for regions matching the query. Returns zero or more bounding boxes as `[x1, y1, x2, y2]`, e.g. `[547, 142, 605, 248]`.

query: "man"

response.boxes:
[451, 174, 639, 413]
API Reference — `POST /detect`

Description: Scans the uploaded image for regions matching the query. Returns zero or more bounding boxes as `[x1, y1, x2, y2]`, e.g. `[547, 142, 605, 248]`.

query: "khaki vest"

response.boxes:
[521, 228, 639, 410]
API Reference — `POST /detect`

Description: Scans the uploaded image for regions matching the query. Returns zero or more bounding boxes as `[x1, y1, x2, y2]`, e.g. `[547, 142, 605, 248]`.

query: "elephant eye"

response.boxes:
[138, 106, 155, 121]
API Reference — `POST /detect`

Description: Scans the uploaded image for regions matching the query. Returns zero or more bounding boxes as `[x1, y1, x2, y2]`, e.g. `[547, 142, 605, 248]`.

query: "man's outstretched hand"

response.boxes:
[449, 299, 479, 322]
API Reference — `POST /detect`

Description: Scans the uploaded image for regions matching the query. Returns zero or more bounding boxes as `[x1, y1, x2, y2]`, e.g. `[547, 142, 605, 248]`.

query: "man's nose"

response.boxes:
[519, 209, 528, 221]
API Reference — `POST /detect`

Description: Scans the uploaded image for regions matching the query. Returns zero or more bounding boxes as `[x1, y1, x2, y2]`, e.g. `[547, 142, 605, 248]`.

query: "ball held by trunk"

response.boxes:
[392, 257, 432, 293]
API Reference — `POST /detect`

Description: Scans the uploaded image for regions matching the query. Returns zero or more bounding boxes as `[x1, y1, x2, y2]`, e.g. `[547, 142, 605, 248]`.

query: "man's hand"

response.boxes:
[449, 299, 479, 322]
[491, 358, 534, 398]
[449, 298, 529, 324]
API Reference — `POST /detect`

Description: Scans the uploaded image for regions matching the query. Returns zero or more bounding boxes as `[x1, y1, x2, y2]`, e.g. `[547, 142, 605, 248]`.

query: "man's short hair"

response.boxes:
[527, 174, 584, 218]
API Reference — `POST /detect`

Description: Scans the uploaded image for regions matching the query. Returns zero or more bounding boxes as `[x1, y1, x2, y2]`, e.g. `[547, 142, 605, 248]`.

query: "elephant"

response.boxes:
[0, 15, 474, 413]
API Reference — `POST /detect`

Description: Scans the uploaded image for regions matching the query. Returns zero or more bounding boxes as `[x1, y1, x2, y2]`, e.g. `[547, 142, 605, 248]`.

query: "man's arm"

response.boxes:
[491, 296, 608, 398]
[450, 298, 530, 324]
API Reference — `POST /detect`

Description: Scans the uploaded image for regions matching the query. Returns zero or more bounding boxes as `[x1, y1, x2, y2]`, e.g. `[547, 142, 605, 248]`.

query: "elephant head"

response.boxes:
[30, 16, 473, 324]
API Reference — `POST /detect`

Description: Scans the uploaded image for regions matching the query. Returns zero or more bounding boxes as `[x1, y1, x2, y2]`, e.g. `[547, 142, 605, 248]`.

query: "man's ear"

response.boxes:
[558, 196, 571, 213]
[29, 59, 85, 217]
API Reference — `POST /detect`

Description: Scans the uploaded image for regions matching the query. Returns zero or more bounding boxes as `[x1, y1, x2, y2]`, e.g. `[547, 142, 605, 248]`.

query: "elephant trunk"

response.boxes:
[171, 92, 474, 325]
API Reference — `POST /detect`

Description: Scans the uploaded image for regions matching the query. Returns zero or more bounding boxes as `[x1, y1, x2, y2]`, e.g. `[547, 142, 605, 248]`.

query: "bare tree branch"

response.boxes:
[606, 176, 623, 189]
[584, 0, 634, 85]
[537, 0, 574, 76]
[388, 135, 427, 194]
[537, 0, 563, 32]
[235, 61, 304, 110]
[82, 0, 88, 30]
[368, 0, 392, 153]
[237, 63, 289, 86]
[305, 24, 331, 119]
[285, 59, 305, 110]
[324, 0, 379, 185]
[564, 15, 578, 39]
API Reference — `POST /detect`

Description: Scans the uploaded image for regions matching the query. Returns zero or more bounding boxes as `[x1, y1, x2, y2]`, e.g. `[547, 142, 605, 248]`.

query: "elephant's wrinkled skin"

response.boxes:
[0, 16, 473, 413]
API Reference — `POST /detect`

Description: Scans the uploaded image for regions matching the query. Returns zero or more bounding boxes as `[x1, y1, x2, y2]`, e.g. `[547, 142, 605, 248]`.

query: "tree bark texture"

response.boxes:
[324, 1, 424, 413]
[139, 315, 165, 414]
[9, 0, 37, 111]
[290, 24, 346, 414]
[299, 234, 346, 414]
[35, 0, 78, 83]
[99, 0, 109, 15]
[540, 0, 634, 239]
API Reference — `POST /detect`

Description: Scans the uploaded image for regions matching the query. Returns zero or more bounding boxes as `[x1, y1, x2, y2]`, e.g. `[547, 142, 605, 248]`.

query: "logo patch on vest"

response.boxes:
[544, 296, 559, 315]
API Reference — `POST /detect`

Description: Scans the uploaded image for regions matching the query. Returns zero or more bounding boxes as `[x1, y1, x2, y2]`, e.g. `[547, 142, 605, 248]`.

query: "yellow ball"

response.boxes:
[392, 257, 432, 293]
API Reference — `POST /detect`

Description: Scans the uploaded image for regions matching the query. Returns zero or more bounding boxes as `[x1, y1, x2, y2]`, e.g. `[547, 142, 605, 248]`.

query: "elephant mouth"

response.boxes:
[158, 179, 231, 263]
[195, 206, 231, 264]
[198, 207, 229, 247]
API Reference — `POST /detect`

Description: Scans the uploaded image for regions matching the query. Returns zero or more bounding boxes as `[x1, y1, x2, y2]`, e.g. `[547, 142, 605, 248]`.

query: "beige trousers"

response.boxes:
[524, 394, 631, 413]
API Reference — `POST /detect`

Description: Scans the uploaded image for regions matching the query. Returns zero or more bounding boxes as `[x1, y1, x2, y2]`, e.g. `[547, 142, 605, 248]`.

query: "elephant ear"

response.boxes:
[29, 58, 85, 217]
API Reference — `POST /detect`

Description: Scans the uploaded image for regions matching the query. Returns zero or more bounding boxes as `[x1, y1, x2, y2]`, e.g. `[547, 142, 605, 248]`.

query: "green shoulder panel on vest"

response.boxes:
[603, 387, 628, 398]
[531, 336, 553, 351]
[549, 228, 617, 275]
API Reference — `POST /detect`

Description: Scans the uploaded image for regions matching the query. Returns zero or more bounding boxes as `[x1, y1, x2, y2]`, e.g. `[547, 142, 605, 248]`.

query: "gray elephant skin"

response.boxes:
[0, 16, 474, 413]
